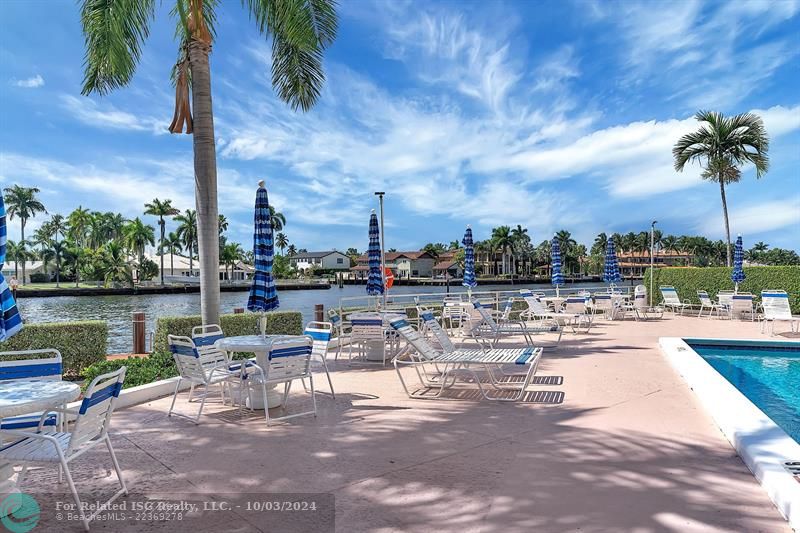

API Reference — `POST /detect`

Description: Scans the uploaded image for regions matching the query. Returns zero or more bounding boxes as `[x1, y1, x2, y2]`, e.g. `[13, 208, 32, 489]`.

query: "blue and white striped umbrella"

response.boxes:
[731, 234, 745, 292]
[246, 182, 279, 313]
[551, 235, 564, 295]
[603, 239, 621, 284]
[366, 211, 384, 296]
[461, 226, 477, 290]
[0, 196, 22, 341]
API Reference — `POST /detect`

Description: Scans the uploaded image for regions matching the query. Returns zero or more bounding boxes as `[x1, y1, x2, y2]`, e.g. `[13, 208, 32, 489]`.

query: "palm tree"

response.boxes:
[592, 232, 608, 256]
[269, 206, 287, 232]
[448, 240, 461, 250]
[217, 214, 228, 234]
[79, 0, 337, 325]
[661, 235, 678, 254]
[163, 231, 183, 276]
[144, 198, 180, 285]
[174, 209, 198, 275]
[123, 218, 155, 265]
[67, 206, 92, 248]
[101, 241, 133, 287]
[5, 241, 23, 278]
[3, 185, 46, 284]
[491, 226, 514, 276]
[275, 232, 289, 255]
[554, 230, 577, 274]
[220, 242, 244, 283]
[286, 244, 297, 257]
[673, 111, 770, 266]
[46, 214, 68, 287]
[510, 225, 528, 276]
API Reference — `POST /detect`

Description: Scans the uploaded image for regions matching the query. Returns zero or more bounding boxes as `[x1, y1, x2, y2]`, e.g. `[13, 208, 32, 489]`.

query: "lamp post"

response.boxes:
[650, 220, 657, 306]
[375, 192, 386, 307]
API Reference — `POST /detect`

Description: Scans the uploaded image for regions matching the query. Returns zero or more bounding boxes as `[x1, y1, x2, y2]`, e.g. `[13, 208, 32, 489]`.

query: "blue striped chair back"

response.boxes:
[389, 317, 439, 361]
[262, 337, 314, 382]
[192, 324, 225, 347]
[69, 366, 126, 452]
[304, 321, 333, 359]
[0, 350, 62, 382]
[418, 308, 455, 353]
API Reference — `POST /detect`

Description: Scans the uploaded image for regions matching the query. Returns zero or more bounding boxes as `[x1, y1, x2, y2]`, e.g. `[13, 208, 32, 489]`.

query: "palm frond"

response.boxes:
[80, 0, 156, 95]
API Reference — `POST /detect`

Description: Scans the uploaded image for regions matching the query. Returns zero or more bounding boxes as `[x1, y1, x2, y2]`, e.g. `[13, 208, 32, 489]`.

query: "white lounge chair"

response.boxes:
[0, 367, 128, 531]
[731, 293, 755, 321]
[760, 290, 800, 335]
[659, 286, 693, 315]
[467, 300, 563, 348]
[388, 316, 543, 401]
[0, 350, 62, 432]
[168, 334, 240, 423]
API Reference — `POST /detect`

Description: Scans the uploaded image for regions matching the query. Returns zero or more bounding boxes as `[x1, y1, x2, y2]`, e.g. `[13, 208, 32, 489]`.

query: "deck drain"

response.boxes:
[783, 461, 800, 477]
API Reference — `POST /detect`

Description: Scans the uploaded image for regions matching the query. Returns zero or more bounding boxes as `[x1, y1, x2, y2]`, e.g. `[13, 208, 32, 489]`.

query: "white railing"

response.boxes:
[337, 285, 634, 317]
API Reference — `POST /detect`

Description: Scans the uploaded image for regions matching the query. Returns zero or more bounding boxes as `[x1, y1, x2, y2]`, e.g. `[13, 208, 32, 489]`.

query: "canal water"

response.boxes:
[16, 281, 630, 353]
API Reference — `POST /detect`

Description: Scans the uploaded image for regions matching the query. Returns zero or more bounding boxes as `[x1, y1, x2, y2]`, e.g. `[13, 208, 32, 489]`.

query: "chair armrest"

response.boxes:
[0, 429, 60, 444]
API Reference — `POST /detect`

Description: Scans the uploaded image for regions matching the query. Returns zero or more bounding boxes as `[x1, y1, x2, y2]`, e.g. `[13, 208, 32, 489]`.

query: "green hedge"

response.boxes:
[82, 352, 176, 390]
[0, 321, 107, 379]
[152, 311, 303, 353]
[646, 266, 800, 313]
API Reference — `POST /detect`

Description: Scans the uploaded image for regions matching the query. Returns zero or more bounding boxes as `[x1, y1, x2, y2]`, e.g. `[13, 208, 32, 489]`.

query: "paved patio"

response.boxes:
[22, 315, 792, 532]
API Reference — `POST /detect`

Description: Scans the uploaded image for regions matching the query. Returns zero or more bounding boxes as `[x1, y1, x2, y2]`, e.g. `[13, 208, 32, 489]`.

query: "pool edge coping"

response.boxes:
[659, 336, 800, 531]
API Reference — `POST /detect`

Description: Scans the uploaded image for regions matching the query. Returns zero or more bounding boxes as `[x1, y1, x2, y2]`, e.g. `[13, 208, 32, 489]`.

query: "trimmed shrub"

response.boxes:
[152, 311, 303, 353]
[82, 352, 177, 390]
[29, 272, 49, 283]
[645, 266, 800, 313]
[0, 321, 107, 378]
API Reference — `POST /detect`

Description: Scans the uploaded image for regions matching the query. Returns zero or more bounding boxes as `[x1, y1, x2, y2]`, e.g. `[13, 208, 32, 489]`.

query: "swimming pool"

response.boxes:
[686, 339, 800, 444]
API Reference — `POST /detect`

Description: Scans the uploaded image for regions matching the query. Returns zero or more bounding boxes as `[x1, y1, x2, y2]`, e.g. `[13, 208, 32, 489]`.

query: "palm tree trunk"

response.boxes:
[189, 40, 220, 325]
[719, 177, 732, 267]
[19, 218, 26, 287]
[159, 218, 165, 285]
[170, 251, 174, 276]
[55, 235, 60, 287]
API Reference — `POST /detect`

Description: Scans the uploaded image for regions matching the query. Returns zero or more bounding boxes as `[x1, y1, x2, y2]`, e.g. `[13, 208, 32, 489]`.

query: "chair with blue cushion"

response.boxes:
[0, 349, 62, 432]
[303, 322, 335, 398]
[0, 367, 128, 531]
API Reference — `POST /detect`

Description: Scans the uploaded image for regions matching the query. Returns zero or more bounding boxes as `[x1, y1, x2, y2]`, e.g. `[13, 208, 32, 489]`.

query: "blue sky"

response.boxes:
[1, 0, 799, 253]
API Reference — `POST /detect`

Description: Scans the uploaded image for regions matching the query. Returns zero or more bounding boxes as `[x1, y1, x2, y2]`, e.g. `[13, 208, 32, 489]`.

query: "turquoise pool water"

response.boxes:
[687, 339, 800, 444]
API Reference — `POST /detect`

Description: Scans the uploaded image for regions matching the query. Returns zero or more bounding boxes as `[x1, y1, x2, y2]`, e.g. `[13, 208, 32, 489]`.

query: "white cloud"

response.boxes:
[12, 75, 44, 88]
[59, 95, 167, 135]
[698, 198, 800, 237]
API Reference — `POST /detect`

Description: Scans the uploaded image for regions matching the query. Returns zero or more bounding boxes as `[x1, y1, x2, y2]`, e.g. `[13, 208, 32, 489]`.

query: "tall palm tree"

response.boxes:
[3, 185, 46, 284]
[554, 230, 577, 274]
[673, 111, 770, 266]
[5, 241, 23, 278]
[592, 232, 608, 256]
[220, 242, 244, 283]
[163, 231, 183, 276]
[67, 206, 92, 248]
[448, 240, 461, 250]
[217, 214, 228, 234]
[144, 198, 180, 285]
[269, 206, 287, 232]
[101, 241, 133, 287]
[661, 235, 678, 254]
[510, 225, 528, 276]
[491, 226, 514, 276]
[123, 217, 156, 264]
[47, 214, 68, 287]
[174, 209, 198, 275]
[275, 232, 289, 255]
[286, 244, 297, 257]
[79, 0, 337, 325]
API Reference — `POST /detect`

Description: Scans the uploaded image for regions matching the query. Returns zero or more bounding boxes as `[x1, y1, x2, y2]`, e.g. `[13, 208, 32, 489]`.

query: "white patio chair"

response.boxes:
[328, 309, 351, 361]
[0, 350, 62, 432]
[389, 316, 543, 402]
[348, 314, 387, 365]
[303, 321, 335, 398]
[562, 296, 594, 331]
[0, 367, 128, 531]
[167, 334, 240, 423]
[697, 290, 728, 318]
[441, 296, 469, 331]
[659, 286, 693, 315]
[519, 293, 567, 324]
[760, 290, 800, 335]
[619, 285, 662, 320]
[592, 294, 620, 320]
[466, 300, 564, 348]
[242, 336, 317, 425]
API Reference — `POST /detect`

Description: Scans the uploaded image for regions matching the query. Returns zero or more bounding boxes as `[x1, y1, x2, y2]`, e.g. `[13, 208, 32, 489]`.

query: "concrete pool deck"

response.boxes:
[20, 316, 795, 532]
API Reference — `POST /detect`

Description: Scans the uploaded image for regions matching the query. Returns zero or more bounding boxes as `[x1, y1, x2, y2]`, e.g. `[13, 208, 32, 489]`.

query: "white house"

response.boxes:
[144, 253, 254, 283]
[2, 261, 55, 283]
[289, 251, 350, 272]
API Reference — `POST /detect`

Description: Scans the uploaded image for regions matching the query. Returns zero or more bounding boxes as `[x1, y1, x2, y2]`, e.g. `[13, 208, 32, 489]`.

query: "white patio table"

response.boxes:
[0, 380, 81, 499]
[214, 335, 301, 409]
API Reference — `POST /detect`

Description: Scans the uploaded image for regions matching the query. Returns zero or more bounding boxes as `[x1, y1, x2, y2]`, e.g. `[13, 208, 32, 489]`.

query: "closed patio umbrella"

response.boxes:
[603, 239, 621, 287]
[0, 196, 22, 341]
[366, 210, 384, 297]
[731, 234, 745, 293]
[551, 234, 564, 297]
[461, 226, 477, 297]
[246, 181, 279, 329]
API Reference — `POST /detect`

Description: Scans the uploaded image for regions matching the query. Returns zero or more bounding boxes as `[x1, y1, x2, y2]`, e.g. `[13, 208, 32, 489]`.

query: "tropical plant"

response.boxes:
[3, 185, 47, 284]
[174, 209, 198, 274]
[78, 0, 337, 325]
[511, 224, 529, 276]
[491, 226, 514, 276]
[448, 240, 461, 250]
[673, 111, 770, 266]
[275, 232, 289, 255]
[100, 241, 133, 286]
[67, 206, 92, 248]
[269, 206, 286, 232]
[144, 198, 180, 284]
[220, 242, 244, 283]
[163, 231, 183, 276]
[286, 244, 297, 257]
